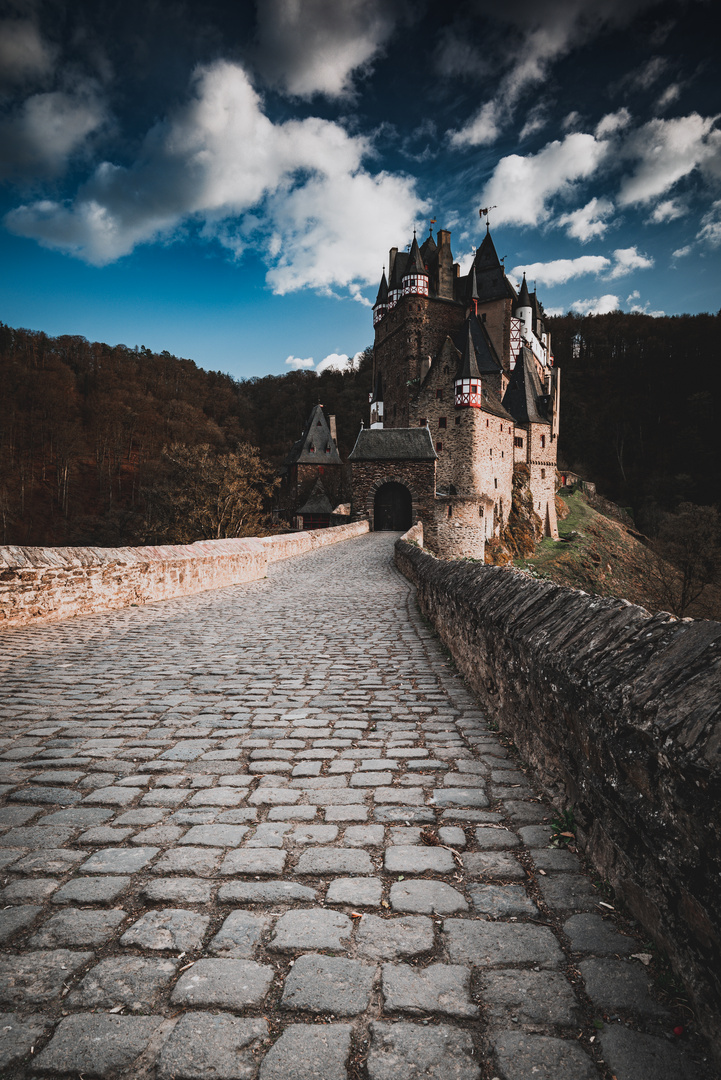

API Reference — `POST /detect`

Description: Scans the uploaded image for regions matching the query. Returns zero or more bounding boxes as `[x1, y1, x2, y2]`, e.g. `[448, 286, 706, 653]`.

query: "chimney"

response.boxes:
[329, 415, 337, 445]
[388, 247, 398, 279]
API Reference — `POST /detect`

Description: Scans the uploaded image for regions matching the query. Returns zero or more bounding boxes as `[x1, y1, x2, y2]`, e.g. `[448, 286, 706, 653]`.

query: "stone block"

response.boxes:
[32, 1013, 164, 1076]
[355, 914, 434, 960]
[384, 845, 455, 874]
[281, 953, 375, 1014]
[270, 909, 352, 952]
[563, 914, 634, 955]
[599, 1026, 701, 1080]
[209, 911, 270, 957]
[390, 880, 468, 915]
[153, 846, 223, 876]
[69, 957, 178, 1008]
[81, 845, 158, 874]
[0, 905, 42, 943]
[443, 920, 563, 968]
[171, 959, 274, 1007]
[462, 852, 525, 880]
[491, 1032, 597, 1080]
[481, 970, 580, 1030]
[157, 1013, 268, 1080]
[579, 958, 669, 1017]
[0, 949, 93, 1004]
[537, 874, 599, 912]
[326, 877, 382, 906]
[220, 848, 287, 875]
[218, 881, 317, 903]
[367, 1021, 480, 1080]
[382, 962, 476, 1017]
[0, 1012, 49, 1070]
[121, 908, 210, 951]
[258, 1023, 352, 1080]
[474, 827, 520, 849]
[51, 876, 130, 904]
[468, 884, 538, 918]
[296, 847, 373, 875]
[29, 908, 126, 947]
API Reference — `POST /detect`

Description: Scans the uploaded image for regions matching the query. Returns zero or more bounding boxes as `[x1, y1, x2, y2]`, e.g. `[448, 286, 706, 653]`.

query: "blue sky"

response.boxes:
[1, 0, 719, 379]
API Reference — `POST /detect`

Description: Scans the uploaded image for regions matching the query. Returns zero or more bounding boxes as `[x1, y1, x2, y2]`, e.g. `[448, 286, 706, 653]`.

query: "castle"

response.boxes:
[282, 216, 560, 560]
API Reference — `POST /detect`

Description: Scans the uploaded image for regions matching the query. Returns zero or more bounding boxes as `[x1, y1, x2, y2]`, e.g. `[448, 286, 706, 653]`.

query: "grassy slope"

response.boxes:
[514, 490, 660, 612]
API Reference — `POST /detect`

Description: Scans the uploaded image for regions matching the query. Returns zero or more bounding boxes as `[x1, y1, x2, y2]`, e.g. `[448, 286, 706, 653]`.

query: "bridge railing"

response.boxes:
[395, 535, 721, 1057]
[0, 521, 369, 629]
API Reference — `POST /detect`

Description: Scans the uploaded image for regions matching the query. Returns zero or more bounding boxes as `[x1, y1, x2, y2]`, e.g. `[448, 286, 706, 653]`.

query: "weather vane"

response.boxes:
[479, 206, 497, 231]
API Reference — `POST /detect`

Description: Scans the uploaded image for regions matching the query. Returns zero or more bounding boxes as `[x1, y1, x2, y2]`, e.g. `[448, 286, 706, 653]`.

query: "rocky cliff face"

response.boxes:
[395, 537, 721, 1055]
[486, 463, 543, 565]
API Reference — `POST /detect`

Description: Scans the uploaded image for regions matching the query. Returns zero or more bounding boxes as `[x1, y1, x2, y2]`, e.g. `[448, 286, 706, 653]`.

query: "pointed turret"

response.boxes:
[515, 273, 533, 342]
[467, 264, 479, 312]
[472, 226, 516, 303]
[387, 251, 408, 308]
[373, 270, 388, 326]
[402, 233, 429, 297]
[454, 322, 482, 408]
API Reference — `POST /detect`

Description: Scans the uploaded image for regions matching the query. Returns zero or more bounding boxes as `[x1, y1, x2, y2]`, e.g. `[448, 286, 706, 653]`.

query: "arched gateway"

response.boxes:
[374, 482, 412, 531]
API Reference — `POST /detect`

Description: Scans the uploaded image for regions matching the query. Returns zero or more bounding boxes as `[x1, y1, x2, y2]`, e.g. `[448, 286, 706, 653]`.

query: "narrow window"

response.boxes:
[541, 434, 546, 448]
[447, 504, 452, 518]
[455, 416, 461, 426]
[486, 419, 489, 428]
[501, 451, 504, 459]
[494, 478, 498, 489]
[436, 441, 443, 452]
[438, 417, 447, 429]
[436, 389, 443, 400]
[541, 468, 546, 478]
[479, 506, 484, 518]
[471, 383, 478, 393]
[418, 418, 427, 426]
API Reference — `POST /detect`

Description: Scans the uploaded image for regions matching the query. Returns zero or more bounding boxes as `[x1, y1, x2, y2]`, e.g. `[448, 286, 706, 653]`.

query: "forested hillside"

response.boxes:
[548, 311, 720, 533]
[1, 311, 719, 549]
[0, 324, 372, 546]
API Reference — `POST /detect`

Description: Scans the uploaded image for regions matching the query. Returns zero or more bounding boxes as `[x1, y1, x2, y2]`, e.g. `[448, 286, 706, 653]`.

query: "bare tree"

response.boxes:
[647, 502, 721, 617]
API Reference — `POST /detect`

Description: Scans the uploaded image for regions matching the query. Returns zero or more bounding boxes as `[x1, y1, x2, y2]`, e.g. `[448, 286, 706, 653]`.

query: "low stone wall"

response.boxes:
[0, 521, 369, 628]
[395, 538, 721, 1053]
[262, 520, 368, 562]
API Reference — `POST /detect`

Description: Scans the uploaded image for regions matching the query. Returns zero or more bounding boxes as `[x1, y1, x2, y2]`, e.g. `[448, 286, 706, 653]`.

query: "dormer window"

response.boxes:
[325, 445, 331, 453]
[309, 444, 315, 453]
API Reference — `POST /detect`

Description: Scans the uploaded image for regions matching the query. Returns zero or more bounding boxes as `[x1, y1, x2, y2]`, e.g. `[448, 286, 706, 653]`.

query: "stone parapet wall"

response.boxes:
[0, 521, 369, 629]
[395, 537, 721, 1052]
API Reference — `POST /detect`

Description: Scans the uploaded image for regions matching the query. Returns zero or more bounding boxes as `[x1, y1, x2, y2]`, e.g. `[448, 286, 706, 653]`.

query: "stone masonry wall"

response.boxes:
[394, 538, 721, 1053]
[0, 521, 369, 629]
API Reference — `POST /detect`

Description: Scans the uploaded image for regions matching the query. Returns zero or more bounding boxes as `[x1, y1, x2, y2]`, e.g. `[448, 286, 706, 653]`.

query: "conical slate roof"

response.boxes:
[374, 271, 388, 306]
[283, 405, 343, 466]
[517, 273, 531, 307]
[453, 314, 503, 376]
[502, 347, 551, 425]
[456, 321, 482, 380]
[404, 234, 426, 276]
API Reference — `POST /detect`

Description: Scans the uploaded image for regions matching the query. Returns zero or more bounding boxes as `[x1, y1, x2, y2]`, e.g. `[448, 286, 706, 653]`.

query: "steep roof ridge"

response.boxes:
[502, 346, 551, 425]
[375, 270, 388, 306]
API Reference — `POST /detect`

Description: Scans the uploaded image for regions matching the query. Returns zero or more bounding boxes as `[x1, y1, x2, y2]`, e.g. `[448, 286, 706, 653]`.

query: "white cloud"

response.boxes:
[511, 255, 610, 286]
[480, 132, 608, 227]
[5, 60, 426, 298]
[570, 294, 620, 315]
[626, 289, 640, 303]
[254, 0, 397, 99]
[627, 55, 668, 91]
[672, 245, 692, 258]
[557, 196, 614, 242]
[0, 19, 55, 84]
[607, 245, 654, 279]
[627, 291, 665, 316]
[696, 200, 721, 248]
[562, 111, 581, 131]
[657, 83, 681, 111]
[285, 355, 315, 369]
[519, 105, 548, 141]
[618, 113, 721, 206]
[449, 0, 657, 147]
[595, 108, 632, 139]
[649, 198, 686, 223]
[316, 351, 353, 374]
[0, 81, 106, 179]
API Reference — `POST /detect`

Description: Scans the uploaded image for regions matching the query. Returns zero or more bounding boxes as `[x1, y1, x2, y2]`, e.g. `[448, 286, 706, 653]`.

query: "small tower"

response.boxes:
[373, 270, 388, 326]
[370, 371, 384, 428]
[402, 233, 429, 297]
[515, 273, 533, 343]
[454, 323, 482, 408]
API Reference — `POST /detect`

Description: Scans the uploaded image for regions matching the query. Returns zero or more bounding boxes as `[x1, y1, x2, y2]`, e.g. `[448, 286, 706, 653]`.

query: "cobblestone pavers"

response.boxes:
[0, 533, 714, 1079]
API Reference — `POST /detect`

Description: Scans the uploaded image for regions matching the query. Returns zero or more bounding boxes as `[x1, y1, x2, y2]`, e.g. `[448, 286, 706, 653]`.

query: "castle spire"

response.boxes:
[373, 268, 389, 326]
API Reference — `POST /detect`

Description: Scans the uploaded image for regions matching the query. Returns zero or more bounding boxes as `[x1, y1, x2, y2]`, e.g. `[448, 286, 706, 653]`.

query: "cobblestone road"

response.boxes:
[0, 534, 714, 1079]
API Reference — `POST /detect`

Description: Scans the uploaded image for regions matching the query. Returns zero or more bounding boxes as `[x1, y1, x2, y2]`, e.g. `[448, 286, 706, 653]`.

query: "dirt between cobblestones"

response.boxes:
[0, 533, 714, 1080]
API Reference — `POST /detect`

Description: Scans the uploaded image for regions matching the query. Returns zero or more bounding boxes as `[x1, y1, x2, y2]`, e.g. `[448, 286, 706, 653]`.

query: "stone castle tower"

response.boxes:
[349, 219, 560, 559]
